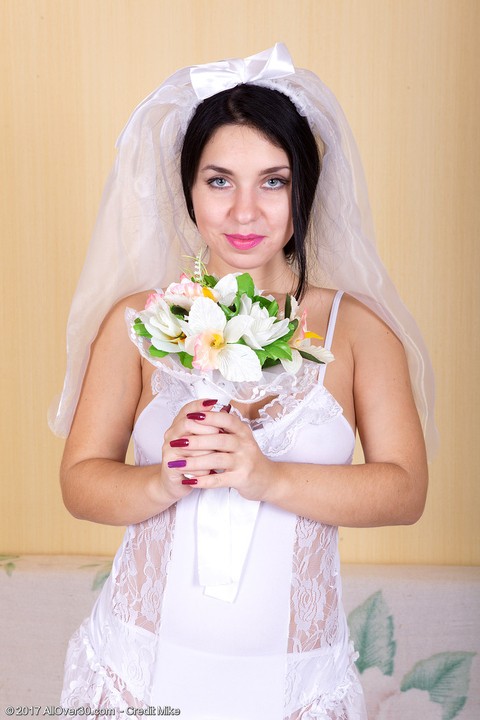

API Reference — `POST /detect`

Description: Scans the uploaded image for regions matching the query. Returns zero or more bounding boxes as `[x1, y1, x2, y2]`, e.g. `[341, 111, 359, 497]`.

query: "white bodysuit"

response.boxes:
[61, 291, 367, 719]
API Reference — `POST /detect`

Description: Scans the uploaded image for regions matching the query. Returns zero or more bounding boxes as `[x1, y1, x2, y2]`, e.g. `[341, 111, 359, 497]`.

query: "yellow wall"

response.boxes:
[1, 0, 478, 564]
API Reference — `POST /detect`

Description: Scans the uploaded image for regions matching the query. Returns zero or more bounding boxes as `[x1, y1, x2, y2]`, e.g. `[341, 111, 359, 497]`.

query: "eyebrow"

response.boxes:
[199, 164, 291, 175]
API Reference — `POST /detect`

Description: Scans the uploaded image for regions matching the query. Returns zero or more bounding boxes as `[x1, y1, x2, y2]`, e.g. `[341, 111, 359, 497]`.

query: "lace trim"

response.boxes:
[284, 644, 365, 720]
[148, 357, 345, 458]
[288, 517, 342, 653]
[61, 622, 146, 710]
[248, 385, 345, 457]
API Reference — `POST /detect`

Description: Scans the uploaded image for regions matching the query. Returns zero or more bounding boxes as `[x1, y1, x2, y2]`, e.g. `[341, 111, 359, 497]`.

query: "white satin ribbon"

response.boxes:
[190, 42, 295, 101]
[197, 488, 260, 603]
[192, 377, 261, 602]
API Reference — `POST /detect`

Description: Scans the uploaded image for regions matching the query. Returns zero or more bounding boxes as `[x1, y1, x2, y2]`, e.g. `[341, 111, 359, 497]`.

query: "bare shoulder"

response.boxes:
[94, 290, 152, 342]
[303, 287, 403, 355]
[338, 292, 405, 357]
[104, 289, 152, 321]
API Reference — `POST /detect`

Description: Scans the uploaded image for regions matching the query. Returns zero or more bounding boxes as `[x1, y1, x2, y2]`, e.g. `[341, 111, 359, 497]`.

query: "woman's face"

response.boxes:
[191, 124, 293, 281]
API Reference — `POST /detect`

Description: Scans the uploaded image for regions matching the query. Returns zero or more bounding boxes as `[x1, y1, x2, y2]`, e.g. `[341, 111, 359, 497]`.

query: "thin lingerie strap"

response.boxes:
[318, 290, 344, 385]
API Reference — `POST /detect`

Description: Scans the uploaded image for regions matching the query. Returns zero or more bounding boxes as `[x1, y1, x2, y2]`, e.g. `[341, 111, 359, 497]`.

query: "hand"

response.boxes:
[159, 398, 228, 501]
[162, 399, 273, 502]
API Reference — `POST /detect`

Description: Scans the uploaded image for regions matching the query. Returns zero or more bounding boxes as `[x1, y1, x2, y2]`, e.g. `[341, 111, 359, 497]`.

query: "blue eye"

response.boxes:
[264, 177, 287, 189]
[208, 177, 229, 188]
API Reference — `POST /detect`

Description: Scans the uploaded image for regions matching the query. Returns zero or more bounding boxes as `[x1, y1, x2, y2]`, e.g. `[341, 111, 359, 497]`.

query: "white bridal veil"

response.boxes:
[49, 43, 437, 456]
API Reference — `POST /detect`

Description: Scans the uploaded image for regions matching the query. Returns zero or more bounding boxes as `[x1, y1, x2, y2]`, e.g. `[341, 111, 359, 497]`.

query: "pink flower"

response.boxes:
[145, 291, 164, 308]
[164, 275, 217, 309]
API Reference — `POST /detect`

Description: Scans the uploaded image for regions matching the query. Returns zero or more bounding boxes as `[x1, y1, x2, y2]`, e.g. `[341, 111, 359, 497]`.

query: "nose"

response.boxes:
[230, 187, 259, 225]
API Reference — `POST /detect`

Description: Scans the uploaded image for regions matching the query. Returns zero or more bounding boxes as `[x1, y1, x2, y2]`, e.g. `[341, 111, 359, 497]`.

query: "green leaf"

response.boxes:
[347, 590, 396, 675]
[263, 340, 292, 361]
[202, 274, 218, 288]
[149, 347, 169, 358]
[133, 319, 152, 338]
[284, 294, 292, 319]
[3, 562, 16, 576]
[401, 652, 476, 720]
[0, 555, 19, 576]
[254, 295, 271, 310]
[262, 357, 279, 368]
[178, 352, 194, 369]
[170, 305, 188, 318]
[254, 349, 268, 365]
[220, 303, 236, 320]
[267, 300, 279, 318]
[236, 273, 255, 298]
[299, 349, 322, 364]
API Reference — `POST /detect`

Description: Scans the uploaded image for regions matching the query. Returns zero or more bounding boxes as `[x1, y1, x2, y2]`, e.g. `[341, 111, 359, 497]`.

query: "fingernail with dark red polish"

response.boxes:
[182, 477, 198, 485]
[168, 459, 187, 469]
[209, 469, 218, 475]
[202, 399, 218, 407]
[187, 412, 206, 421]
[170, 438, 189, 448]
[220, 404, 231, 413]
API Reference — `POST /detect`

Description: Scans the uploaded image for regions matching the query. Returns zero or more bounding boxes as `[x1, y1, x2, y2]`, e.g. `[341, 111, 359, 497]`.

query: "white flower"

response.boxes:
[286, 295, 301, 320]
[139, 296, 185, 353]
[213, 273, 241, 307]
[238, 295, 291, 350]
[181, 297, 262, 382]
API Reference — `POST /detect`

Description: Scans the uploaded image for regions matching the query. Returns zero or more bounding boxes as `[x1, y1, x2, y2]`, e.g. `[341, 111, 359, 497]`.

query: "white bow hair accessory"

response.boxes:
[190, 43, 295, 100]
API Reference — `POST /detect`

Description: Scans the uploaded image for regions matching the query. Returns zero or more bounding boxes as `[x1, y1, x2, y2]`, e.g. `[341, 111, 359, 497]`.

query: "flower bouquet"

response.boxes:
[132, 267, 334, 387]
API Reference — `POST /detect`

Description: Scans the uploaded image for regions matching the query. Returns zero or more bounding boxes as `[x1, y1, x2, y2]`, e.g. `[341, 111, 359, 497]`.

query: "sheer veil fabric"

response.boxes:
[49, 43, 437, 456]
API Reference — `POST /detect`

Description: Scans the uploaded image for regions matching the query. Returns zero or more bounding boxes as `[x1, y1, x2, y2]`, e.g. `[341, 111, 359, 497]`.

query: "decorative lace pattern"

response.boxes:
[245, 385, 345, 457]
[61, 620, 149, 710]
[148, 352, 346, 459]
[284, 646, 366, 719]
[111, 506, 176, 635]
[288, 517, 342, 653]
[282, 518, 365, 718]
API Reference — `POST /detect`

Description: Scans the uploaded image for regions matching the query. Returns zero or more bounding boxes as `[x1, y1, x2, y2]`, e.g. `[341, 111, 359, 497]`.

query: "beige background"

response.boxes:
[1, 0, 478, 564]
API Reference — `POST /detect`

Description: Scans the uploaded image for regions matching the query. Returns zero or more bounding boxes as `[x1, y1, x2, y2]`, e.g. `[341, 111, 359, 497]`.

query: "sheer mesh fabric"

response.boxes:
[60, 622, 149, 709]
[288, 518, 341, 653]
[111, 505, 176, 634]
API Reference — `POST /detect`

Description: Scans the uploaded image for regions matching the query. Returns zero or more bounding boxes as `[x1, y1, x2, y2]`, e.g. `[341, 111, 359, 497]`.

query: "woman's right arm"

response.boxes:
[60, 295, 187, 526]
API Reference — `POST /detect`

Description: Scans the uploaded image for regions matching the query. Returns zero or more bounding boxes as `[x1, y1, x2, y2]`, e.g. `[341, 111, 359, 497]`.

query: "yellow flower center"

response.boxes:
[202, 287, 217, 301]
[210, 332, 225, 349]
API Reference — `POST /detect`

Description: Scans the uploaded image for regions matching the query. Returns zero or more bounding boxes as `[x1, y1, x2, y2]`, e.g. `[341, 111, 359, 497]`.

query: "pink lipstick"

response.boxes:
[225, 234, 265, 250]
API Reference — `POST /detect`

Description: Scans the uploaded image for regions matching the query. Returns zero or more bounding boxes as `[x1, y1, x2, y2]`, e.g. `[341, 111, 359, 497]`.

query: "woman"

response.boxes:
[51, 45, 436, 718]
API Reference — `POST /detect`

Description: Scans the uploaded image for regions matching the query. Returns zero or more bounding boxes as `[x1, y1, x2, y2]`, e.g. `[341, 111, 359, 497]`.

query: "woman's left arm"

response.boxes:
[179, 302, 428, 528]
[263, 301, 428, 527]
